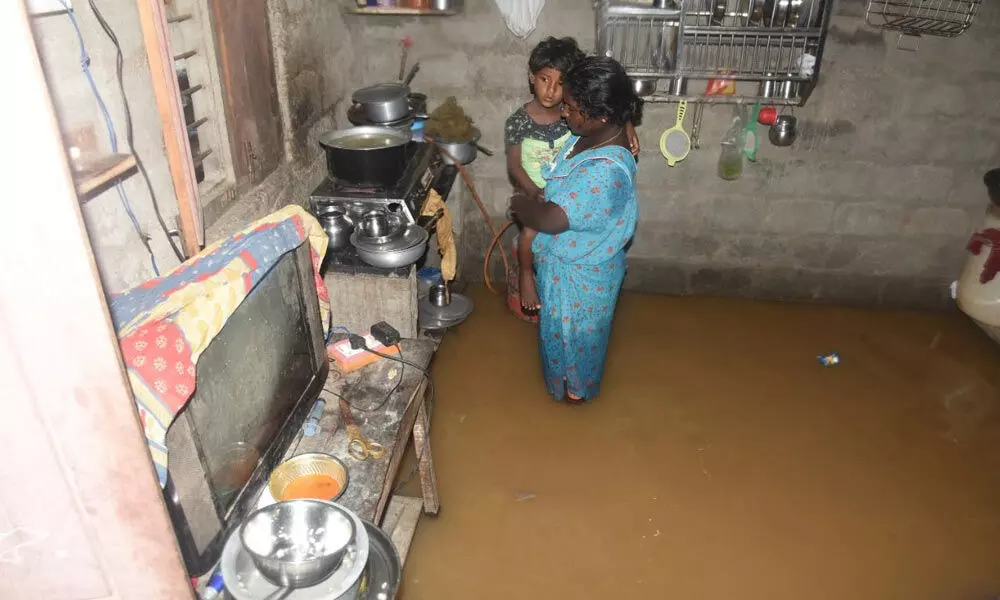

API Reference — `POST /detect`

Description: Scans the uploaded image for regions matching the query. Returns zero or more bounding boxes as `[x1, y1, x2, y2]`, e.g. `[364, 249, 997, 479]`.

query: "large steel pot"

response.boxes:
[318, 126, 411, 188]
[352, 82, 411, 124]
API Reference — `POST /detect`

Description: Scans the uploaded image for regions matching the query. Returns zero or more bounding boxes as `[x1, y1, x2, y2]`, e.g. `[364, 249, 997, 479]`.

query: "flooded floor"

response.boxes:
[400, 286, 1000, 600]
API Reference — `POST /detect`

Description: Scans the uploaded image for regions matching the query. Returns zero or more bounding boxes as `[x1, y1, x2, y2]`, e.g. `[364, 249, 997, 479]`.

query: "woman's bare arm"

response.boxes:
[510, 192, 569, 234]
[625, 122, 640, 157]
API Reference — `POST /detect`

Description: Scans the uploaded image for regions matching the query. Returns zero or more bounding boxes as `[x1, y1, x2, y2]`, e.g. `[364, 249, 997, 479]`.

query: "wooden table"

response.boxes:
[279, 338, 439, 551]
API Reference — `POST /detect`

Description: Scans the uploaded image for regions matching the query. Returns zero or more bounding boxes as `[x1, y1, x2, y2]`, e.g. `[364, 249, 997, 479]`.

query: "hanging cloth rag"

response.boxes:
[493, 0, 545, 38]
[421, 189, 457, 281]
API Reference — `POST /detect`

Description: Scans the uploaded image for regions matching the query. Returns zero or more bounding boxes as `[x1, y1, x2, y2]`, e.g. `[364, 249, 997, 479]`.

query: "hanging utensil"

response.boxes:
[690, 102, 705, 150]
[768, 115, 798, 147]
[398, 36, 412, 81]
[744, 102, 761, 161]
[403, 62, 421, 86]
[659, 100, 691, 167]
[474, 143, 494, 157]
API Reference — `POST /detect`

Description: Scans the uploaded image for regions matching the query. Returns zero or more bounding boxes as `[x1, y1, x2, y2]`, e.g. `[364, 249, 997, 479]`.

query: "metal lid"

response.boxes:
[352, 82, 409, 105]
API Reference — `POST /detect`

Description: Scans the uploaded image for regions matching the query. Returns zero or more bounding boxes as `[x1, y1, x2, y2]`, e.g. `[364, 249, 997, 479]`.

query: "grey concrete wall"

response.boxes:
[347, 0, 1000, 308]
[32, 3, 182, 293]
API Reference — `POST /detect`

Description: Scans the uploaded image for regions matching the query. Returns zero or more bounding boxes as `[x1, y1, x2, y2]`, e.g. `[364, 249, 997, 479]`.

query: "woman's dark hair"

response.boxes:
[528, 37, 586, 76]
[564, 56, 643, 127]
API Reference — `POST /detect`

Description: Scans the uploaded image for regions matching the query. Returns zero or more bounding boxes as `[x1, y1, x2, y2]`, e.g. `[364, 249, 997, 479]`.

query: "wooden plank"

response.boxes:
[413, 399, 440, 515]
[209, 0, 283, 185]
[285, 339, 435, 522]
[374, 378, 426, 522]
[73, 153, 137, 197]
[2, 2, 193, 596]
[136, 0, 203, 254]
[382, 495, 422, 566]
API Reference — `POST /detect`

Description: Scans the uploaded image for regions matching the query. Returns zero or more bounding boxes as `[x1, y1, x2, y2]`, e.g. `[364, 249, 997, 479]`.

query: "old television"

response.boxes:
[160, 243, 328, 575]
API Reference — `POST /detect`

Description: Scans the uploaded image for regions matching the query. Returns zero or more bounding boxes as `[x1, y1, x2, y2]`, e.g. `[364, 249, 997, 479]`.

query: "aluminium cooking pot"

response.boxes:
[352, 82, 411, 124]
[318, 126, 411, 188]
[430, 127, 483, 166]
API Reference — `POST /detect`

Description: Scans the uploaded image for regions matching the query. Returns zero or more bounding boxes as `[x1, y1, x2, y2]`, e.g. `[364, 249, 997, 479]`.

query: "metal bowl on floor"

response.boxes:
[240, 500, 356, 589]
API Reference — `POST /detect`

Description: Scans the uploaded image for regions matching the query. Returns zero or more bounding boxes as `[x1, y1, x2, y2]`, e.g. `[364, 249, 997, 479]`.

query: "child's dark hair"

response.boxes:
[528, 37, 586, 76]
[564, 56, 644, 126]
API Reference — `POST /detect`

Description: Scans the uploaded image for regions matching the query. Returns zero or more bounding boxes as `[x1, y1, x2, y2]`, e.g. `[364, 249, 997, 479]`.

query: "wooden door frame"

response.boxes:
[1, 2, 193, 597]
[136, 0, 203, 255]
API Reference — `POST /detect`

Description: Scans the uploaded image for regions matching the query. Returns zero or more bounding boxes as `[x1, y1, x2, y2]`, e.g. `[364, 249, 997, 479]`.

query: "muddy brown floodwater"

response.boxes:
[396, 286, 1000, 600]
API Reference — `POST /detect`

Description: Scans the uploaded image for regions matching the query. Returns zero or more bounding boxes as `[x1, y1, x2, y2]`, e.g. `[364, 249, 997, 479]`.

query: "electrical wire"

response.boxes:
[359, 347, 437, 496]
[347, 347, 406, 414]
[59, 0, 161, 275]
[87, 0, 185, 263]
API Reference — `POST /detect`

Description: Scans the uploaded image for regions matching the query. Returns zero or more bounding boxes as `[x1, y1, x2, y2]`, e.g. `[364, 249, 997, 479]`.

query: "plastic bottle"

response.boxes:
[302, 398, 326, 437]
[717, 117, 745, 181]
[200, 571, 224, 600]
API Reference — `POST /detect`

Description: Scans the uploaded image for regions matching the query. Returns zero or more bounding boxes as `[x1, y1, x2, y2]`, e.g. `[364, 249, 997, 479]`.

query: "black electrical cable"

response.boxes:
[330, 332, 438, 493]
[347, 347, 407, 413]
[88, 0, 186, 263]
[359, 347, 437, 495]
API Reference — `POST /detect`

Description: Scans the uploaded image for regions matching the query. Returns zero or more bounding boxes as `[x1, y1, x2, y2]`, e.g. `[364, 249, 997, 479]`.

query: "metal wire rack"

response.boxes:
[681, 0, 828, 79]
[865, 0, 982, 38]
[596, 2, 683, 77]
[595, 0, 834, 105]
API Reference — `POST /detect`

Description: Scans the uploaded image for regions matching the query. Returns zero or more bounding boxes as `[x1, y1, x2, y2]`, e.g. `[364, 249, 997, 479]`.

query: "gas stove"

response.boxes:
[310, 142, 449, 275]
[309, 141, 442, 225]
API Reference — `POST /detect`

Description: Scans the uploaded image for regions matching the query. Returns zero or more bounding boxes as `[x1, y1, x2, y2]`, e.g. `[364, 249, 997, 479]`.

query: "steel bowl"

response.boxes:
[631, 78, 658, 97]
[240, 499, 356, 588]
[357, 210, 405, 245]
[355, 240, 428, 269]
[268, 453, 349, 503]
[430, 127, 481, 165]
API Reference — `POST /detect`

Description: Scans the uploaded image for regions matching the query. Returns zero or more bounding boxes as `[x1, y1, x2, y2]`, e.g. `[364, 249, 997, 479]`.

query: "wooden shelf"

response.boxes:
[72, 153, 137, 198]
[345, 6, 458, 15]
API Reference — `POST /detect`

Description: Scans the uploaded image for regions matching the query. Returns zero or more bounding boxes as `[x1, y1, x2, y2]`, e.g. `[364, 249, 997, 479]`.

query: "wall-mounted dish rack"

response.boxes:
[596, 0, 835, 105]
[865, 0, 982, 39]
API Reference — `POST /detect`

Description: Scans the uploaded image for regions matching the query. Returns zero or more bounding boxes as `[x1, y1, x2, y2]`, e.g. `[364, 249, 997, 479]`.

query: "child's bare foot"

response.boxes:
[519, 269, 541, 314]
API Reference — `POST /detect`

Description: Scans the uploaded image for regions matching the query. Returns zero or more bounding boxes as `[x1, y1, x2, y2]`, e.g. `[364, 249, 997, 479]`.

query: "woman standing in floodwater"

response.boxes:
[511, 56, 640, 404]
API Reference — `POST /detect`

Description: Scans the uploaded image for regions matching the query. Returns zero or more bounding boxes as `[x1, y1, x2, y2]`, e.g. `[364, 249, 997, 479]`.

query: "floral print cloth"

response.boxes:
[532, 136, 638, 400]
[109, 205, 330, 486]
